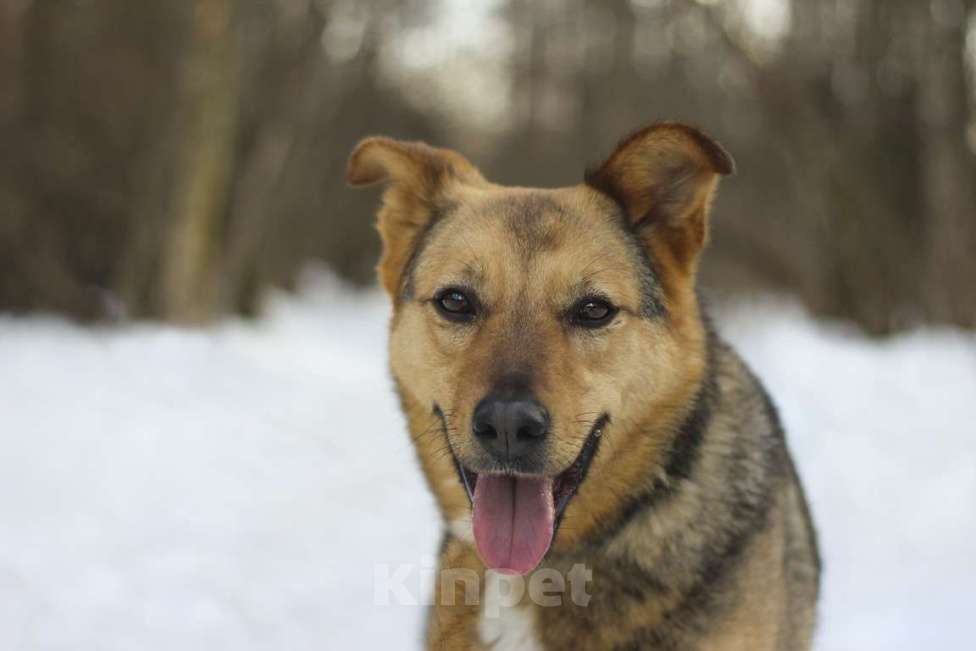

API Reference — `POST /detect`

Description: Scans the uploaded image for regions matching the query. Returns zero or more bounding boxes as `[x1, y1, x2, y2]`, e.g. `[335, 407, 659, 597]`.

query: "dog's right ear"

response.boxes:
[347, 137, 483, 297]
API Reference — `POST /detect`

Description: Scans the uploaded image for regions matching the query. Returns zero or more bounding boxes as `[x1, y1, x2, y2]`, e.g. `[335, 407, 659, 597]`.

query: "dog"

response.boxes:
[347, 122, 820, 650]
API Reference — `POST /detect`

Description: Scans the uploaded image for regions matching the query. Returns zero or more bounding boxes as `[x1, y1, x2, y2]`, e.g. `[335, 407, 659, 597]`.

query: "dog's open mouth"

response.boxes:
[452, 414, 608, 575]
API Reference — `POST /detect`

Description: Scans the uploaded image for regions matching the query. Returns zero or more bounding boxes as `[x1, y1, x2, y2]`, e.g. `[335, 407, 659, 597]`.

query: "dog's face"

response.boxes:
[348, 124, 733, 574]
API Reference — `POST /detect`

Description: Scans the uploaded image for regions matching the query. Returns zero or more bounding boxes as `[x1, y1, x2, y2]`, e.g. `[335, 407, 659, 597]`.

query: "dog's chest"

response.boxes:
[477, 575, 543, 651]
[477, 605, 542, 651]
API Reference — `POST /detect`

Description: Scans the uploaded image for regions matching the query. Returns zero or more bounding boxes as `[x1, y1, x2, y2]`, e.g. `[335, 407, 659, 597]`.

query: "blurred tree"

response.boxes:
[158, 0, 239, 323]
[916, 0, 976, 327]
[486, 0, 976, 333]
[0, 0, 973, 334]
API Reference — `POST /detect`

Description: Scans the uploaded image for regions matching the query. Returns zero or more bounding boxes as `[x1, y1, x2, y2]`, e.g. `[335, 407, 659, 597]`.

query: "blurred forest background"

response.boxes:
[0, 0, 974, 334]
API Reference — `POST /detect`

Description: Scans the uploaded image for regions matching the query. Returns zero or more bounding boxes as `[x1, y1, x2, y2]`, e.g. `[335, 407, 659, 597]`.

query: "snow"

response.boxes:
[0, 272, 973, 650]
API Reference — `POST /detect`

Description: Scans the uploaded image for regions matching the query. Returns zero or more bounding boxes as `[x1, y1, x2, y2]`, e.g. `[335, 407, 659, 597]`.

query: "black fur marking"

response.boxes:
[677, 499, 771, 620]
[610, 500, 774, 651]
[632, 235, 667, 319]
[589, 480, 671, 548]
[580, 331, 717, 548]
[605, 555, 669, 602]
[495, 194, 565, 259]
[554, 413, 608, 529]
[437, 529, 452, 557]
[604, 202, 667, 319]
[399, 203, 456, 301]
[663, 330, 718, 481]
[651, 506, 771, 645]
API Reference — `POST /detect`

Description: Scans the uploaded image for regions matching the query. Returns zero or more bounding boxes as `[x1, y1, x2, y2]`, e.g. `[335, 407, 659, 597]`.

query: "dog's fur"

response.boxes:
[348, 122, 820, 650]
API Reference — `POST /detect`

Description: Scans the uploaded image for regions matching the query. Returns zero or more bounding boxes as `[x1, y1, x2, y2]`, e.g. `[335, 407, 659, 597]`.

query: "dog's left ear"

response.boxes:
[585, 122, 734, 274]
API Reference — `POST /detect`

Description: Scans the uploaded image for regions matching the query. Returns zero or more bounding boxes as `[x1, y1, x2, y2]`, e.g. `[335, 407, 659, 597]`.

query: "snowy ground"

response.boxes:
[1, 271, 974, 650]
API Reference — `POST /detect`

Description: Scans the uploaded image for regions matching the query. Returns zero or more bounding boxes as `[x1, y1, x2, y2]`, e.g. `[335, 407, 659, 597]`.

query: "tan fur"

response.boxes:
[347, 122, 819, 650]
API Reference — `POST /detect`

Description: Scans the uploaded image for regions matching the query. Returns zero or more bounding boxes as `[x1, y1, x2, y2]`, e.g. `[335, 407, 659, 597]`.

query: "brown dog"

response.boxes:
[348, 122, 820, 650]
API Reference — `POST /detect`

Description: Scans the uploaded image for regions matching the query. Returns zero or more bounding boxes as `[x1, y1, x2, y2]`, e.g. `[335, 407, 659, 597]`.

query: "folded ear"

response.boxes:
[347, 137, 484, 297]
[347, 137, 483, 192]
[585, 122, 734, 274]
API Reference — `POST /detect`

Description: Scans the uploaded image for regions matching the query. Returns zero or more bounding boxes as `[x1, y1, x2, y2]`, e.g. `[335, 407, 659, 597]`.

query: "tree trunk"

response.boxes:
[159, 0, 239, 324]
[917, 0, 976, 327]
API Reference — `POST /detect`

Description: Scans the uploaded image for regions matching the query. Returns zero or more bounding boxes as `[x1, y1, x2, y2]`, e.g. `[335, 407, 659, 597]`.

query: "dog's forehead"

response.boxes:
[446, 186, 622, 260]
[408, 185, 657, 310]
[467, 190, 574, 253]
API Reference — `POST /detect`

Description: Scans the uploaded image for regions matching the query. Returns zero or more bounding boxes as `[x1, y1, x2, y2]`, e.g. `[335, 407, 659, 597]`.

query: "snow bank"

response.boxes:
[0, 273, 973, 650]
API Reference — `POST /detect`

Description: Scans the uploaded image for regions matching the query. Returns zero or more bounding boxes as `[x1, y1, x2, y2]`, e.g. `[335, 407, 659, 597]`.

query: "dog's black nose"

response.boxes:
[472, 394, 549, 462]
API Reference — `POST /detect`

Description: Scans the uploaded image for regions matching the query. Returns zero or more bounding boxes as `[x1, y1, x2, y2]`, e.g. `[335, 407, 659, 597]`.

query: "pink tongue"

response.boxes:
[472, 474, 555, 575]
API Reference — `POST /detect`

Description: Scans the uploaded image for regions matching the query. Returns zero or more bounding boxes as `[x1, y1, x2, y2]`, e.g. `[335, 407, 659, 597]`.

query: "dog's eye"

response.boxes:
[434, 288, 477, 321]
[572, 298, 617, 328]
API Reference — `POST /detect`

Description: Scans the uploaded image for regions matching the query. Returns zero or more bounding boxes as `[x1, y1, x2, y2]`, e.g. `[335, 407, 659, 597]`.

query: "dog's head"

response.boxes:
[348, 123, 733, 574]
